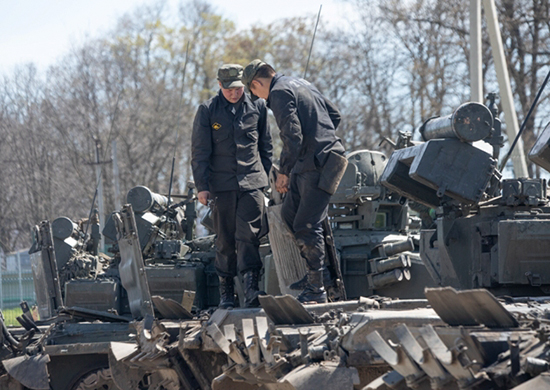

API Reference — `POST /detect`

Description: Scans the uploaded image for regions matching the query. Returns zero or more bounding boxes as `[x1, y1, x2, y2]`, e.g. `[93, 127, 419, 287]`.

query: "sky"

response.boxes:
[0, 0, 355, 75]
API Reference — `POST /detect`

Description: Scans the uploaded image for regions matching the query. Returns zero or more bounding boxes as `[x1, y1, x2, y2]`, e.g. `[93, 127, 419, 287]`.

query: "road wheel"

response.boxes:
[72, 368, 117, 390]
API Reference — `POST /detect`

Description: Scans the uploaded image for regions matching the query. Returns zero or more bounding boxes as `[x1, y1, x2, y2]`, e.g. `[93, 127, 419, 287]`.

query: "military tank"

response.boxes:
[5, 97, 550, 389]
[27, 146, 426, 320]
[0, 149, 427, 389]
[28, 181, 222, 322]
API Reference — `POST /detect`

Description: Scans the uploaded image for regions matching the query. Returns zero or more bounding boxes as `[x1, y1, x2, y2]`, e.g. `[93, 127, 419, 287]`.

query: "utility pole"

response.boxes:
[89, 137, 114, 252]
[469, 0, 483, 103]
[112, 140, 122, 211]
[480, 0, 528, 177]
[94, 138, 105, 251]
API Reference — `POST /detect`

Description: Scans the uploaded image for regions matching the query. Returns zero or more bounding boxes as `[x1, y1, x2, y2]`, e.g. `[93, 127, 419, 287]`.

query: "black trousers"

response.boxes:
[281, 170, 331, 271]
[212, 189, 265, 278]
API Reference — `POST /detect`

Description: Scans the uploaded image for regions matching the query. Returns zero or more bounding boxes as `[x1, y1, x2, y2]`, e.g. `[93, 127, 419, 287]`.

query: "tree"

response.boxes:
[1, 0, 549, 250]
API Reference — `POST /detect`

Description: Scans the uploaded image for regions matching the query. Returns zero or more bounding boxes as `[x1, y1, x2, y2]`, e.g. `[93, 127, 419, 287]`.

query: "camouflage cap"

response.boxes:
[242, 59, 266, 91]
[217, 64, 244, 89]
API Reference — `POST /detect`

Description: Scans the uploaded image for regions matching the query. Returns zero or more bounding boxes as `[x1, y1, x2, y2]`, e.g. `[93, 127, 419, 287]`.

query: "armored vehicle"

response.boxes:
[0, 151, 426, 389]
[381, 100, 550, 297]
[29, 182, 223, 322]
[5, 98, 550, 390]
[30, 147, 427, 319]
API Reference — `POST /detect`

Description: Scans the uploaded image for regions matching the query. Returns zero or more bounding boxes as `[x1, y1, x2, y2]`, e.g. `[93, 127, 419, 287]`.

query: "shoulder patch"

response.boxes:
[212, 122, 222, 130]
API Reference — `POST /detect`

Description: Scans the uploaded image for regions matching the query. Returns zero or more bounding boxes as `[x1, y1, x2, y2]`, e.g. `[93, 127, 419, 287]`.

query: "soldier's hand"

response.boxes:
[198, 191, 211, 206]
[276, 174, 289, 193]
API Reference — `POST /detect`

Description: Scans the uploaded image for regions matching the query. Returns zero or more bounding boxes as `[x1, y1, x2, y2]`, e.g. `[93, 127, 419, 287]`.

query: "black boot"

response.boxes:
[218, 276, 235, 309]
[289, 274, 308, 290]
[243, 270, 266, 308]
[297, 269, 327, 304]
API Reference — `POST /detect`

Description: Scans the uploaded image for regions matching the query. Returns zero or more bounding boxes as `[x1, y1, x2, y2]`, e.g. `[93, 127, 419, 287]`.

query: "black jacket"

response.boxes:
[192, 91, 272, 193]
[267, 74, 344, 176]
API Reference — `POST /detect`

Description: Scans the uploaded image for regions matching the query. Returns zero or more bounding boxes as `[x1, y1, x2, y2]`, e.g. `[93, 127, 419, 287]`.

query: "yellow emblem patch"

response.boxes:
[212, 123, 222, 130]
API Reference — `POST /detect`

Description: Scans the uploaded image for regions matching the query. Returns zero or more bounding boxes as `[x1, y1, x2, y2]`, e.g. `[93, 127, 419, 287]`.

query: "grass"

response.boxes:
[2, 307, 24, 327]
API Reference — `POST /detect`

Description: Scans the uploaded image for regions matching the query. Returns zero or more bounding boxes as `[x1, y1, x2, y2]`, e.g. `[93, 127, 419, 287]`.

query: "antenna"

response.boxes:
[303, 5, 322, 79]
[83, 91, 123, 241]
[167, 41, 191, 206]
[499, 67, 550, 172]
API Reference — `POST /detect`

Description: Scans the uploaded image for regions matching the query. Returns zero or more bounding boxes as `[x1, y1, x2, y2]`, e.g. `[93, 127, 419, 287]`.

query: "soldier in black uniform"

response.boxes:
[191, 64, 273, 309]
[243, 60, 346, 304]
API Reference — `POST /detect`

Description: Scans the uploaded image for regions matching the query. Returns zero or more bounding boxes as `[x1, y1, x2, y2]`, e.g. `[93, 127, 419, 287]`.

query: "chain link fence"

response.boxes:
[1, 249, 36, 327]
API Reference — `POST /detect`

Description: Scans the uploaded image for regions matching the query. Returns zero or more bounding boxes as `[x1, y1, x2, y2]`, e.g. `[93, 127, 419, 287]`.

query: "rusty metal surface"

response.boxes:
[212, 375, 261, 390]
[393, 324, 451, 388]
[45, 321, 133, 346]
[417, 325, 476, 383]
[366, 330, 425, 383]
[258, 295, 314, 325]
[511, 372, 550, 389]
[110, 341, 138, 361]
[266, 204, 308, 296]
[71, 368, 116, 390]
[2, 354, 50, 390]
[181, 290, 195, 312]
[279, 362, 360, 390]
[59, 306, 130, 322]
[322, 217, 347, 300]
[498, 219, 550, 285]
[204, 312, 361, 389]
[425, 287, 518, 328]
[202, 308, 269, 352]
[30, 221, 64, 320]
[64, 279, 121, 313]
[363, 370, 406, 390]
[151, 295, 192, 320]
[109, 323, 181, 389]
[108, 345, 148, 390]
[458, 289, 518, 328]
[366, 323, 491, 389]
[115, 205, 155, 319]
[30, 251, 54, 321]
[340, 308, 444, 354]
[0, 373, 25, 390]
[45, 342, 112, 356]
[208, 308, 230, 326]
[424, 287, 478, 326]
